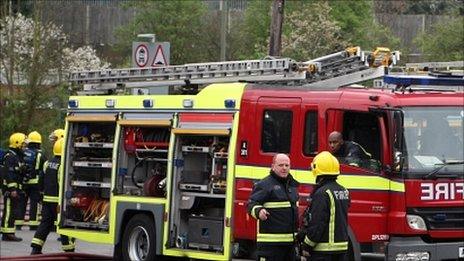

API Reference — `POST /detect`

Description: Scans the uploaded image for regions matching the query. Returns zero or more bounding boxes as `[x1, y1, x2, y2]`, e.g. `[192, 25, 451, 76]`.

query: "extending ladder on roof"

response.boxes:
[69, 47, 400, 95]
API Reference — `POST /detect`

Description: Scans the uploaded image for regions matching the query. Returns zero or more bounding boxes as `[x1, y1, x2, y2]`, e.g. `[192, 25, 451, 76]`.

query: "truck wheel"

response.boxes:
[121, 214, 157, 261]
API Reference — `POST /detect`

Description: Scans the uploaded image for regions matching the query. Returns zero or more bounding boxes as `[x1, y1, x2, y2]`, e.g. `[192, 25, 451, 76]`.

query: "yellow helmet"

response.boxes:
[310, 151, 340, 177]
[53, 138, 64, 156]
[49, 128, 65, 142]
[27, 131, 42, 144]
[9, 132, 26, 149]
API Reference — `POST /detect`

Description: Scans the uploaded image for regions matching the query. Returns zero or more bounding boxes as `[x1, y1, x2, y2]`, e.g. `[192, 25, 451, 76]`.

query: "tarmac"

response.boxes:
[0, 228, 113, 258]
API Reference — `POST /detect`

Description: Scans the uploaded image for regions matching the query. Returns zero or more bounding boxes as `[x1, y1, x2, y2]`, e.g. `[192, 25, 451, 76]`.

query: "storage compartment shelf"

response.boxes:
[73, 161, 112, 168]
[134, 141, 169, 148]
[74, 142, 113, 148]
[181, 191, 226, 199]
[71, 180, 111, 188]
[63, 219, 109, 230]
[182, 146, 210, 153]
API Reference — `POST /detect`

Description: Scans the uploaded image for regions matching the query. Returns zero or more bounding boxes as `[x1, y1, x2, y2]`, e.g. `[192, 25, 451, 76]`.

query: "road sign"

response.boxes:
[132, 42, 170, 68]
[134, 44, 149, 67]
[152, 45, 167, 66]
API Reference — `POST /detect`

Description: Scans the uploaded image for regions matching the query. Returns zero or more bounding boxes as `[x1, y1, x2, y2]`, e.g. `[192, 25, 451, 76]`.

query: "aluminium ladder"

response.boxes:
[69, 47, 400, 95]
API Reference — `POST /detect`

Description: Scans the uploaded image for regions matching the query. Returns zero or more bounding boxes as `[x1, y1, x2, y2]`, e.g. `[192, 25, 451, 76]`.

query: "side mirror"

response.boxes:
[392, 151, 404, 172]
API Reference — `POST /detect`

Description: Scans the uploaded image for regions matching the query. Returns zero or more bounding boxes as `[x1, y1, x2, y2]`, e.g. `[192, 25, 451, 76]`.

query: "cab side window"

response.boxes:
[261, 110, 292, 153]
[303, 111, 318, 156]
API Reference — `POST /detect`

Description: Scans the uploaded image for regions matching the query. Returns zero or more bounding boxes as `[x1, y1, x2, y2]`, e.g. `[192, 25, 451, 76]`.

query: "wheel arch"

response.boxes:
[114, 201, 165, 255]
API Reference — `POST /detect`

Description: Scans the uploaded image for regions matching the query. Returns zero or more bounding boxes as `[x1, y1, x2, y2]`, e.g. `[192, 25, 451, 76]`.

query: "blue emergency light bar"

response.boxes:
[384, 74, 464, 86]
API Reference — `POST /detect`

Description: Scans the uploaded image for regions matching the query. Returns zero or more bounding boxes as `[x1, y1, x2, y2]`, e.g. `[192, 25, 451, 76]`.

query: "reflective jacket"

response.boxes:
[303, 177, 350, 253]
[23, 145, 46, 185]
[42, 156, 60, 203]
[2, 149, 25, 192]
[247, 170, 299, 245]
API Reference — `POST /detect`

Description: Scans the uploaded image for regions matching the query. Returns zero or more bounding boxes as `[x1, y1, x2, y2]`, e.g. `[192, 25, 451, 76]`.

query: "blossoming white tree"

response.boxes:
[0, 12, 109, 149]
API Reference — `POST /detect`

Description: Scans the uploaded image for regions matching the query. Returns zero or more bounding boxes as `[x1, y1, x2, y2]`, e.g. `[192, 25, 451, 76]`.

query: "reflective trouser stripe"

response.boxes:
[326, 189, 335, 244]
[43, 195, 58, 203]
[28, 220, 40, 226]
[257, 232, 296, 242]
[314, 241, 349, 251]
[251, 204, 263, 219]
[62, 238, 75, 251]
[31, 237, 44, 246]
[1, 197, 15, 233]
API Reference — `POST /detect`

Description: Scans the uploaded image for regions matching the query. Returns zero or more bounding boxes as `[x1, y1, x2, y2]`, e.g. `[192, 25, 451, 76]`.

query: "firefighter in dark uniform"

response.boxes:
[17, 131, 46, 230]
[247, 153, 299, 261]
[300, 151, 350, 261]
[31, 138, 75, 254]
[1, 133, 27, 241]
[328, 131, 371, 167]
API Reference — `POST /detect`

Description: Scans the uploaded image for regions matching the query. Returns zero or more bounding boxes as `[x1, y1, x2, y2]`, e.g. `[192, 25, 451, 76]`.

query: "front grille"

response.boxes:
[409, 207, 464, 230]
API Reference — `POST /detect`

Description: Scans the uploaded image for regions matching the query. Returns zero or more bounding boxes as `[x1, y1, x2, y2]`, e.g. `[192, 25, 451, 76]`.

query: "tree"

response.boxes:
[281, 1, 347, 60]
[114, 1, 215, 65]
[0, 7, 109, 150]
[414, 16, 464, 61]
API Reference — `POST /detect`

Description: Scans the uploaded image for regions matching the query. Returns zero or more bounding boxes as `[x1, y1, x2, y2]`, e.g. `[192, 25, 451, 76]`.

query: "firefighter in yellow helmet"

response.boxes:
[31, 138, 75, 254]
[1, 133, 27, 241]
[48, 128, 65, 144]
[16, 131, 47, 230]
[299, 151, 350, 261]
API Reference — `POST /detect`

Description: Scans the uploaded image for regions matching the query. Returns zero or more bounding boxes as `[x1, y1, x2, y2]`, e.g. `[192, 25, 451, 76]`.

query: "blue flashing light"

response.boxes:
[68, 100, 79, 108]
[224, 99, 236, 108]
[143, 99, 153, 108]
[384, 75, 464, 86]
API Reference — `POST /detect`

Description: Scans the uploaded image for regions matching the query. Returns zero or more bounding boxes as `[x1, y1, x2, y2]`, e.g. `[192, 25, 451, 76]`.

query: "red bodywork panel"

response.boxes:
[233, 85, 464, 244]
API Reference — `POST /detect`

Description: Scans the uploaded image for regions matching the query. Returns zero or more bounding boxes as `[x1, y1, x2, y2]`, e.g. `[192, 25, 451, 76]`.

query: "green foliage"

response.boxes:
[414, 16, 464, 61]
[114, 1, 215, 65]
[329, 0, 401, 50]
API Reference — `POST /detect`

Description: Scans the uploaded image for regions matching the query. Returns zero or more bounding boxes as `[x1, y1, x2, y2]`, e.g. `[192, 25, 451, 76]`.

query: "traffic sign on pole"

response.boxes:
[132, 42, 170, 68]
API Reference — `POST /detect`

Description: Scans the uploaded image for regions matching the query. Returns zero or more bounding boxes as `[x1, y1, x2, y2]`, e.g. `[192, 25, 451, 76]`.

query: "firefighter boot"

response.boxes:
[31, 246, 42, 255]
[2, 234, 23, 241]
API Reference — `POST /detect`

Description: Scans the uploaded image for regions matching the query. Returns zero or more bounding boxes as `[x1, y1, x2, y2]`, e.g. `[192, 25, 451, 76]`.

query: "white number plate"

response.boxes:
[459, 246, 464, 258]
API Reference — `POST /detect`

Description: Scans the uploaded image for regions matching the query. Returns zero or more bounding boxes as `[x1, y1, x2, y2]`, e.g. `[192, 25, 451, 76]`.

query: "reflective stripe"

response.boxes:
[7, 182, 18, 188]
[62, 242, 76, 251]
[28, 220, 40, 226]
[304, 236, 317, 247]
[31, 237, 44, 246]
[257, 233, 296, 242]
[43, 195, 58, 203]
[314, 241, 348, 251]
[263, 201, 291, 208]
[35, 153, 42, 170]
[326, 190, 335, 244]
[25, 177, 39, 184]
[1, 198, 11, 230]
[15, 220, 24, 225]
[251, 205, 263, 219]
[1, 227, 15, 233]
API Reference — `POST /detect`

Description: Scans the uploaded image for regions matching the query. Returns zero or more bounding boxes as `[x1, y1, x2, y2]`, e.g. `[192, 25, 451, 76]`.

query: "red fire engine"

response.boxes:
[56, 49, 463, 261]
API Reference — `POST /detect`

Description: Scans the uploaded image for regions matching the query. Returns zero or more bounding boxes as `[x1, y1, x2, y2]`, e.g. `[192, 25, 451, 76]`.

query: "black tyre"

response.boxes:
[121, 214, 157, 261]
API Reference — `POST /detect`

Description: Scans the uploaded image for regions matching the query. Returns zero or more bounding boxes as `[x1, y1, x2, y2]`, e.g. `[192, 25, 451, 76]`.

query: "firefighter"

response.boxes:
[300, 151, 350, 261]
[17, 131, 46, 230]
[247, 153, 299, 261]
[48, 128, 65, 144]
[328, 131, 371, 167]
[1, 133, 27, 241]
[31, 138, 75, 254]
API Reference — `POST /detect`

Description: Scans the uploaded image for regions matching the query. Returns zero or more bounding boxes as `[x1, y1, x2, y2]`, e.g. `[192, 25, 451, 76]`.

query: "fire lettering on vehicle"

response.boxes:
[420, 182, 464, 200]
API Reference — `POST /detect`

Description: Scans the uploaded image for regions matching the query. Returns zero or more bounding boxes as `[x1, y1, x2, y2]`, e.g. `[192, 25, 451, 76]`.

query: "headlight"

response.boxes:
[406, 214, 427, 231]
[395, 251, 430, 261]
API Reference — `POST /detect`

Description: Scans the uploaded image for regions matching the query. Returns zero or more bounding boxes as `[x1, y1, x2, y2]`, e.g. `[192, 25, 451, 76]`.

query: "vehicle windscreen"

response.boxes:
[402, 107, 464, 176]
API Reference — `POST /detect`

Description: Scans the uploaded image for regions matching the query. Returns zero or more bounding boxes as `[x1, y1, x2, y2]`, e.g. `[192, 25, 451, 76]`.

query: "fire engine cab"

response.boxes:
[57, 49, 464, 261]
